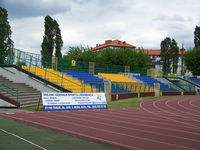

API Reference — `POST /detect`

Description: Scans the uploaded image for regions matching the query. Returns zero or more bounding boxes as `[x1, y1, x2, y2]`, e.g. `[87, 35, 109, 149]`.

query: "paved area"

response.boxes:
[0, 99, 30, 113]
[0, 99, 15, 107]
[0, 108, 30, 113]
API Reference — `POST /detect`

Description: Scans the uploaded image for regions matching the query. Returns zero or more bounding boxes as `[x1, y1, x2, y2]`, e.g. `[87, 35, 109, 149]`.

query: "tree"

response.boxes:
[160, 37, 171, 74]
[194, 25, 200, 48]
[0, 7, 14, 64]
[170, 39, 179, 73]
[41, 16, 63, 67]
[41, 16, 54, 67]
[160, 37, 179, 74]
[54, 21, 63, 58]
[63, 46, 83, 60]
[63, 46, 151, 69]
[184, 47, 200, 76]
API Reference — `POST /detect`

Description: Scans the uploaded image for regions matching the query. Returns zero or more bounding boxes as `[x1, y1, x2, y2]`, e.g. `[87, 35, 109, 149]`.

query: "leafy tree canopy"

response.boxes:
[63, 46, 151, 68]
[194, 25, 200, 48]
[160, 37, 179, 74]
[184, 46, 200, 76]
[0, 7, 14, 64]
[41, 15, 63, 67]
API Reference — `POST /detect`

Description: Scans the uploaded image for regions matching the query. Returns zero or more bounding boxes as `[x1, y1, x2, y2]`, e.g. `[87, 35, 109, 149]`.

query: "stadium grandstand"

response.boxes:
[0, 48, 198, 107]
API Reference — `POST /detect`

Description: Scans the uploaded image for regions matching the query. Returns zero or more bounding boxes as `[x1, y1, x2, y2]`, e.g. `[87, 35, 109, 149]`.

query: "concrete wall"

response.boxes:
[0, 67, 60, 93]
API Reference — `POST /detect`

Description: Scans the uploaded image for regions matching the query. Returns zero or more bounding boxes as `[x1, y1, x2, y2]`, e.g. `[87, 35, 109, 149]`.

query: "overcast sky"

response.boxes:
[1, 0, 200, 54]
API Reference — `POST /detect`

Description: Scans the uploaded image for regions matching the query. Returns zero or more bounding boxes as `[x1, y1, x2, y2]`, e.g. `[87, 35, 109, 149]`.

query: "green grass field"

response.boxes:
[0, 117, 121, 150]
[23, 96, 159, 111]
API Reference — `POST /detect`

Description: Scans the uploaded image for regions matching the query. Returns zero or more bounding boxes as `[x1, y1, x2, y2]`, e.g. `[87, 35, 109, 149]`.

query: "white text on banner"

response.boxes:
[42, 93, 107, 111]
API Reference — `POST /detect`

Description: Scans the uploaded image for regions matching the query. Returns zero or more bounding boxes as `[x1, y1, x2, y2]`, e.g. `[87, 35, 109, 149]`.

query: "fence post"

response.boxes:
[104, 81, 111, 102]
[125, 66, 130, 73]
[89, 62, 95, 74]
[154, 83, 160, 97]
[61, 73, 64, 91]
[81, 81, 85, 93]
[116, 94, 118, 101]
[138, 92, 140, 98]
[17, 50, 21, 70]
[52, 56, 58, 71]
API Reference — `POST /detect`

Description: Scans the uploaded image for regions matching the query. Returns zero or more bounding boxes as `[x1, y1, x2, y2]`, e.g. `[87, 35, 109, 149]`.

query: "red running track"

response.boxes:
[1, 96, 200, 150]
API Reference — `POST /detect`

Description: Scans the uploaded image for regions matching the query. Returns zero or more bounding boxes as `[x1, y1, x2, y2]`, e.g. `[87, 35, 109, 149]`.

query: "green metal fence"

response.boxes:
[2, 48, 148, 75]
[0, 48, 152, 93]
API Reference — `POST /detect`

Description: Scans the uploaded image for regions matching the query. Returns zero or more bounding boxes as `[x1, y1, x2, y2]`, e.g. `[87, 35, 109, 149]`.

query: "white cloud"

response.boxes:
[2, 0, 200, 54]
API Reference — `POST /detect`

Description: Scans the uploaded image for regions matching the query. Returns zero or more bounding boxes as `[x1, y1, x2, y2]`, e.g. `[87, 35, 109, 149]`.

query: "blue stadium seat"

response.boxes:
[189, 77, 200, 85]
[132, 75, 177, 91]
[62, 70, 131, 93]
[111, 83, 132, 94]
[62, 70, 105, 92]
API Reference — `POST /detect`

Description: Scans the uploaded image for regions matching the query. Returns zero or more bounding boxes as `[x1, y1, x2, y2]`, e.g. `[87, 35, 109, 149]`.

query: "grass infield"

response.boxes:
[22, 96, 161, 111]
[0, 117, 121, 150]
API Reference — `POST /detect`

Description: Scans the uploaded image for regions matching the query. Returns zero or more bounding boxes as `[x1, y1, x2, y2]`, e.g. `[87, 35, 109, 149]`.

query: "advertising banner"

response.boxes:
[42, 93, 107, 111]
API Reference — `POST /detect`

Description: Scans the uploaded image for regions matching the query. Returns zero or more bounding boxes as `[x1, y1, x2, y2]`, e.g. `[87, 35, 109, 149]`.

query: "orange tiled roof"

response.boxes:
[92, 40, 136, 50]
[135, 49, 186, 56]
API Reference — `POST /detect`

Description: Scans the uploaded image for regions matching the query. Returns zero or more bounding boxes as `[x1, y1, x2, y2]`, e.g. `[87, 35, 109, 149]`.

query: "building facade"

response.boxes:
[135, 49, 186, 75]
[92, 40, 186, 75]
[92, 40, 136, 51]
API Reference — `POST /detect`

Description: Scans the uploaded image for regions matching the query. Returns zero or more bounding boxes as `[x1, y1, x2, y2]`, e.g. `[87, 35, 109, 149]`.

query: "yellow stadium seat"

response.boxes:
[22, 66, 97, 93]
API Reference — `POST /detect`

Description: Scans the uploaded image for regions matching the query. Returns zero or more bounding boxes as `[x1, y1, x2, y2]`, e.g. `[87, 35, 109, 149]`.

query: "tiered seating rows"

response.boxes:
[189, 77, 200, 85]
[98, 73, 153, 93]
[22, 66, 176, 93]
[22, 66, 97, 93]
[62, 70, 104, 92]
[133, 75, 177, 91]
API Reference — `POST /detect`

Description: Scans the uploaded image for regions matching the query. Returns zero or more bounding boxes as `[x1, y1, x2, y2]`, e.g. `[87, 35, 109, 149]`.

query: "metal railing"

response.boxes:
[0, 83, 19, 104]
[0, 48, 151, 93]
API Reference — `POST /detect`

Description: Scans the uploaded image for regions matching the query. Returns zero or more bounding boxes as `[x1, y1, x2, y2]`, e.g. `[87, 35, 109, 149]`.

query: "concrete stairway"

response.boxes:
[156, 77, 182, 91]
[0, 75, 41, 107]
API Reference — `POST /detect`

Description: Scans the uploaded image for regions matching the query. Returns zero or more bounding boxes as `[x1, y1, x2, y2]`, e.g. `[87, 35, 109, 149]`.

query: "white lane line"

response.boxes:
[3, 115, 143, 150]
[77, 108, 199, 131]
[85, 109, 198, 126]
[153, 99, 200, 128]
[29, 115, 195, 150]
[139, 100, 200, 129]
[164, 99, 200, 121]
[57, 110, 200, 135]
[165, 100, 200, 118]
[48, 111, 200, 143]
[2, 113, 195, 150]
[177, 99, 200, 114]
[51, 111, 200, 138]
[0, 128, 47, 150]
[189, 100, 200, 109]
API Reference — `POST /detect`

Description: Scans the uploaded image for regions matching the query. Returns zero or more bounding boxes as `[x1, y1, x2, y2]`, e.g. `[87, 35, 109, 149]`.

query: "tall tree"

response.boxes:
[54, 21, 63, 58]
[0, 7, 14, 64]
[194, 25, 200, 48]
[41, 16, 55, 67]
[170, 39, 179, 73]
[160, 37, 179, 74]
[160, 37, 171, 74]
[41, 16, 63, 67]
[184, 46, 200, 76]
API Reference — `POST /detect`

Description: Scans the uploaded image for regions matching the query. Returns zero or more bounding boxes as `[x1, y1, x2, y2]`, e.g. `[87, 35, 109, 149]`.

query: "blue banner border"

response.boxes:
[43, 104, 107, 111]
